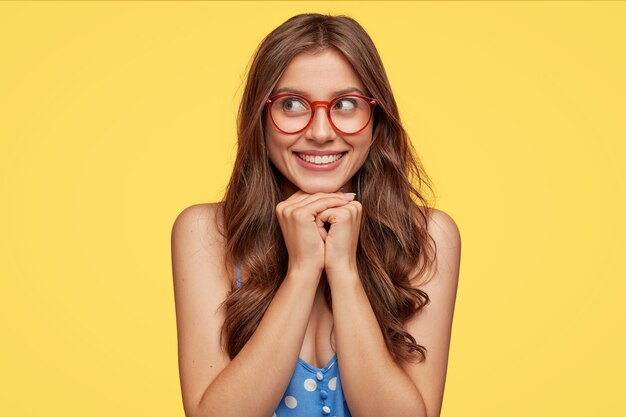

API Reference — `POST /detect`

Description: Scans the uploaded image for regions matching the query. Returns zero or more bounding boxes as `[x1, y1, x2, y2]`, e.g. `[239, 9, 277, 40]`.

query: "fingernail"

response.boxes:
[342, 193, 356, 200]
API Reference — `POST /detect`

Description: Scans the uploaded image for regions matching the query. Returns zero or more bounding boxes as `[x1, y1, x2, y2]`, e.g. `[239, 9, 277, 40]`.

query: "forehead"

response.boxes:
[273, 48, 367, 99]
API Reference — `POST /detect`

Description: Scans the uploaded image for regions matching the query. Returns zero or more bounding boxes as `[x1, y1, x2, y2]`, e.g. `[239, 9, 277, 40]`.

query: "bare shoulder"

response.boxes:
[172, 202, 225, 250]
[420, 206, 462, 305]
[409, 206, 461, 285]
[426, 207, 461, 250]
[170, 201, 231, 416]
[413, 205, 461, 247]
[400, 206, 461, 417]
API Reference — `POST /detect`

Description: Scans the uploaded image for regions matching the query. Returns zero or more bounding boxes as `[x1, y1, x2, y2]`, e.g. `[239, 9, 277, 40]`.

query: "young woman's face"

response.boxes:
[264, 47, 375, 196]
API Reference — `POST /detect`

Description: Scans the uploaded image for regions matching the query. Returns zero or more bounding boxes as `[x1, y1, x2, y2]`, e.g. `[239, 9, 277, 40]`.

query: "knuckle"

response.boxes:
[336, 211, 350, 220]
[292, 208, 307, 220]
[347, 204, 360, 215]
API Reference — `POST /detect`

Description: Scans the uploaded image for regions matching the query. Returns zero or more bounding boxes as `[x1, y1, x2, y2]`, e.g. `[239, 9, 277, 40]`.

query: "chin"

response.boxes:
[297, 182, 344, 194]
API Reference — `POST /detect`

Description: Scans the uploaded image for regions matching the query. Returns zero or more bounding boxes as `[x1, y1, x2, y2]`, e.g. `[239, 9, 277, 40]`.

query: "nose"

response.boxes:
[305, 105, 337, 142]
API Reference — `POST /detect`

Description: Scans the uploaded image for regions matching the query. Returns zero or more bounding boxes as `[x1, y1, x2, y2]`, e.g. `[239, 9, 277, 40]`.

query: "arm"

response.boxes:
[171, 203, 321, 417]
[328, 209, 461, 417]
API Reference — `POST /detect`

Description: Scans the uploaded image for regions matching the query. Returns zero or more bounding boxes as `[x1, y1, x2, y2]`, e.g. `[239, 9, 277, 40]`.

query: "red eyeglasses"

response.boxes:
[266, 93, 379, 135]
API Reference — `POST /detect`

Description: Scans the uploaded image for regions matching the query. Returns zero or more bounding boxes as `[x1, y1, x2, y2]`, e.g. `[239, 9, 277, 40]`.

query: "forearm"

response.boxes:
[193, 268, 320, 417]
[330, 273, 427, 417]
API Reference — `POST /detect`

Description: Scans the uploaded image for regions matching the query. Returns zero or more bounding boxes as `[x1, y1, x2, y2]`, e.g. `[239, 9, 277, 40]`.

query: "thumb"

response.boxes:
[315, 213, 328, 242]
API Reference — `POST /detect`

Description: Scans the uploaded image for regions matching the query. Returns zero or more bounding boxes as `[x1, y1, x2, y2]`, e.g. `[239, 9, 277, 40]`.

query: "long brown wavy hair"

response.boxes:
[218, 13, 438, 365]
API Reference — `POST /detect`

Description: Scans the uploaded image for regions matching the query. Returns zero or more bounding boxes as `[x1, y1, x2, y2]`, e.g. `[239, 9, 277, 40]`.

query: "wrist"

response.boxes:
[285, 264, 323, 285]
[325, 265, 360, 287]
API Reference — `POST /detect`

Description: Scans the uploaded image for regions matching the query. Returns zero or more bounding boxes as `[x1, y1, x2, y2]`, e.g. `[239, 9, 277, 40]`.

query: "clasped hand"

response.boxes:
[275, 190, 362, 283]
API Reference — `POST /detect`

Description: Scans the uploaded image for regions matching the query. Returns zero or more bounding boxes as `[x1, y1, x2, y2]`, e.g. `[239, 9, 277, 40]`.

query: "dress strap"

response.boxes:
[235, 263, 242, 289]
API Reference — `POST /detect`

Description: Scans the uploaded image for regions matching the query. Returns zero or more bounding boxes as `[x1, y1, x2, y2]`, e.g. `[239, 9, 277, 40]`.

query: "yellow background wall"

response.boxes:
[1, 1, 624, 416]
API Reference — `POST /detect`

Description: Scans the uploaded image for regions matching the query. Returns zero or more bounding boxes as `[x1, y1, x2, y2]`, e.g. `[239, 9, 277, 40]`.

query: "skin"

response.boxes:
[270, 47, 424, 416]
[265, 47, 374, 197]
[267, 48, 461, 417]
[171, 46, 461, 417]
[266, 47, 370, 278]
[267, 49, 373, 383]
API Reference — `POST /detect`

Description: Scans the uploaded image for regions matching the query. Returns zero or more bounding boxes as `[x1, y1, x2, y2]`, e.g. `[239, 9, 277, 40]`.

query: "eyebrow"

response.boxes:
[271, 87, 368, 97]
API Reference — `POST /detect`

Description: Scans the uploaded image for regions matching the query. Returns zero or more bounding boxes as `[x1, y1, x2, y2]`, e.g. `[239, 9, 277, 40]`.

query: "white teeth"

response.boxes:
[296, 152, 344, 165]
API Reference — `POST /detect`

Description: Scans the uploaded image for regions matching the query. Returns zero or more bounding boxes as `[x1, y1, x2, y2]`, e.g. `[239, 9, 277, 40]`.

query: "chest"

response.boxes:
[299, 300, 336, 369]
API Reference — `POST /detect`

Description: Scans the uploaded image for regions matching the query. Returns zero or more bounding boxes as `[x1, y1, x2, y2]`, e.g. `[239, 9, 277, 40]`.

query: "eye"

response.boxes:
[333, 97, 358, 111]
[281, 97, 308, 112]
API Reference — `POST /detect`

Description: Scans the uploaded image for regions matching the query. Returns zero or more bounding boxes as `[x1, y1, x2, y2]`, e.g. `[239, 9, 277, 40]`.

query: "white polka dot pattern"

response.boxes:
[328, 376, 337, 391]
[284, 395, 298, 409]
[304, 378, 317, 391]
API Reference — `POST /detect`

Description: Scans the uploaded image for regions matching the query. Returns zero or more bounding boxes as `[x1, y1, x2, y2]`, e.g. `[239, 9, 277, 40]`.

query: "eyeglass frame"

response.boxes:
[265, 93, 379, 135]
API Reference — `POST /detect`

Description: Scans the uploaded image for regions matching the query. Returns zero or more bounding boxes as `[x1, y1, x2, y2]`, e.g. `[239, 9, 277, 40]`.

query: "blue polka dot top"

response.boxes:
[235, 264, 353, 417]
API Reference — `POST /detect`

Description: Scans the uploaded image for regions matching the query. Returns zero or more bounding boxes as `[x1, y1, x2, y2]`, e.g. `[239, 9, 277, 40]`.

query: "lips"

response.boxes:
[293, 151, 347, 171]
[296, 152, 345, 164]
[292, 148, 348, 155]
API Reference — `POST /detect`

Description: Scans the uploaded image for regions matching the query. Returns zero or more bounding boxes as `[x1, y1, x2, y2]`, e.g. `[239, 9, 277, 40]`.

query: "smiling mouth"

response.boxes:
[294, 152, 347, 165]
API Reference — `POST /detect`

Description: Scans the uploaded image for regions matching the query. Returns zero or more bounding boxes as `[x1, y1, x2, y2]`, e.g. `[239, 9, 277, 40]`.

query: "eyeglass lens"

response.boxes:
[270, 96, 372, 134]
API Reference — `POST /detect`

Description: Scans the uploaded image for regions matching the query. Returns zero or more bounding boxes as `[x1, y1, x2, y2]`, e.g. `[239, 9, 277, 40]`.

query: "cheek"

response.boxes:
[353, 131, 374, 158]
[351, 139, 374, 170]
[355, 148, 371, 167]
[265, 132, 293, 171]
[266, 140, 283, 168]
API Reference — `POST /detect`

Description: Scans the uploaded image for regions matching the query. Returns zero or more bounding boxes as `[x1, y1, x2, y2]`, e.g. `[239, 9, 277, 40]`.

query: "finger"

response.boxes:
[315, 210, 329, 237]
[316, 207, 340, 225]
[346, 200, 363, 218]
[280, 193, 337, 215]
[281, 190, 333, 208]
[317, 205, 358, 225]
[291, 196, 354, 219]
[289, 192, 353, 211]
[277, 190, 310, 214]
[317, 220, 328, 242]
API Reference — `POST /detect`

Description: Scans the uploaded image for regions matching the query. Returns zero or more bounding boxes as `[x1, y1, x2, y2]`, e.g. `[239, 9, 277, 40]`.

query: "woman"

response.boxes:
[171, 13, 461, 417]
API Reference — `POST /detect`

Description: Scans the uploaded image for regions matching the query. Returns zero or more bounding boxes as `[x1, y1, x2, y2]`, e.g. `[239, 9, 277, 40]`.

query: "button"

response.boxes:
[320, 390, 328, 399]
[316, 372, 324, 381]
[322, 406, 331, 414]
